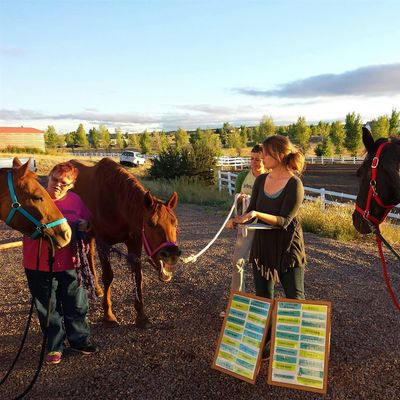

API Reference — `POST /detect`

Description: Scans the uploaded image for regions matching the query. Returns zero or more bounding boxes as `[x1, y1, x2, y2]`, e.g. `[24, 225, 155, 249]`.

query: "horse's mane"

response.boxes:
[97, 157, 146, 196]
[95, 158, 161, 218]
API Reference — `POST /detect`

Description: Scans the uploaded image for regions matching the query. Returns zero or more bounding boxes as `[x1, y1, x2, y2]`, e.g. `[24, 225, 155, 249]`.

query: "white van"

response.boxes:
[0, 157, 37, 172]
[120, 151, 146, 167]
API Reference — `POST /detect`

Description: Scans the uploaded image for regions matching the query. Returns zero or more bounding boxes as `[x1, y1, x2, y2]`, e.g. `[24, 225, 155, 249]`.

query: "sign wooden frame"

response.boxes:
[267, 298, 331, 394]
[212, 291, 273, 384]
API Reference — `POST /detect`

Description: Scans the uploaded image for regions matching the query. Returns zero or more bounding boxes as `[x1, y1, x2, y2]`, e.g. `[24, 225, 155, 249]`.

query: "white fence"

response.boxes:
[216, 155, 364, 169]
[217, 170, 400, 220]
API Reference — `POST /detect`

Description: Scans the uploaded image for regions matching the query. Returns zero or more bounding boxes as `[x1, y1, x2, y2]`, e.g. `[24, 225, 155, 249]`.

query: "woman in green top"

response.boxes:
[234, 135, 306, 300]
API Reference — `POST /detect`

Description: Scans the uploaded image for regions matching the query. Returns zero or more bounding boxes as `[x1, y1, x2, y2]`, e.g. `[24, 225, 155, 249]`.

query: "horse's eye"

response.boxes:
[32, 195, 43, 202]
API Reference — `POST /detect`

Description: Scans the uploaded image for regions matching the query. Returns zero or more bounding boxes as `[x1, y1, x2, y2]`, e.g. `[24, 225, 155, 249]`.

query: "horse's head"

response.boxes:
[142, 191, 180, 282]
[352, 127, 400, 234]
[0, 158, 72, 248]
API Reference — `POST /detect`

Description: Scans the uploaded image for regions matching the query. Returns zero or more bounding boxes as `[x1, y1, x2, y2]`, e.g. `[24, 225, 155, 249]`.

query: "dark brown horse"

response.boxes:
[353, 127, 400, 234]
[70, 158, 180, 327]
[0, 158, 71, 248]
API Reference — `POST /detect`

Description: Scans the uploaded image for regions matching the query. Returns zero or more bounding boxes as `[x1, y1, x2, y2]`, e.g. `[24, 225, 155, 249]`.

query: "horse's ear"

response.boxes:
[144, 191, 155, 209]
[166, 192, 178, 209]
[362, 126, 374, 152]
[14, 158, 31, 177]
[12, 157, 22, 168]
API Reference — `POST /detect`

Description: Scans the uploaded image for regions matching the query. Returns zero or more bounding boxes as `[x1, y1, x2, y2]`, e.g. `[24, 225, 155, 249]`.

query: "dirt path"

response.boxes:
[0, 204, 399, 400]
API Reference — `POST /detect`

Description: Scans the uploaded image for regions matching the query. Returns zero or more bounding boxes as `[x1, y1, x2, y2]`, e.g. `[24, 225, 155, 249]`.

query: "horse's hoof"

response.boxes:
[136, 318, 151, 329]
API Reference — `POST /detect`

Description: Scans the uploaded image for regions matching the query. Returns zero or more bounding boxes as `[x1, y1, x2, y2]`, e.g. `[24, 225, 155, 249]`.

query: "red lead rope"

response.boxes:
[375, 235, 400, 311]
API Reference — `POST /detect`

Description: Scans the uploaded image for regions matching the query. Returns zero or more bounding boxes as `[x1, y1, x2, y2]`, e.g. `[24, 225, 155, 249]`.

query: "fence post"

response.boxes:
[320, 188, 326, 211]
[218, 170, 222, 192]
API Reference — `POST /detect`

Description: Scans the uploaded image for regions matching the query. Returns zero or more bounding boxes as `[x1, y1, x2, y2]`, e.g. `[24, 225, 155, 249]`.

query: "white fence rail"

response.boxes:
[216, 155, 364, 169]
[217, 170, 400, 220]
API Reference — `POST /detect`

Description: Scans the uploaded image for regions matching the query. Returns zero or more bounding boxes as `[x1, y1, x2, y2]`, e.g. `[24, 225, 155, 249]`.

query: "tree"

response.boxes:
[127, 133, 139, 149]
[150, 141, 217, 184]
[115, 128, 124, 149]
[89, 127, 100, 149]
[139, 130, 151, 154]
[44, 125, 59, 148]
[64, 131, 77, 148]
[276, 125, 289, 137]
[76, 123, 89, 149]
[369, 115, 390, 140]
[198, 129, 222, 156]
[217, 122, 233, 147]
[315, 136, 334, 157]
[291, 117, 311, 152]
[174, 128, 190, 152]
[258, 116, 275, 140]
[330, 121, 345, 155]
[152, 131, 168, 153]
[227, 129, 245, 155]
[239, 125, 248, 146]
[99, 124, 111, 150]
[389, 108, 400, 135]
[190, 128, 202, 145]
[344, 112, 362, 156]
[315, 121, 330, 139]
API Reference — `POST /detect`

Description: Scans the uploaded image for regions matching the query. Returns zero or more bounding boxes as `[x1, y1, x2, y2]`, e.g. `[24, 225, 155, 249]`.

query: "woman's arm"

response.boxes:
[235, 178, 304, 227]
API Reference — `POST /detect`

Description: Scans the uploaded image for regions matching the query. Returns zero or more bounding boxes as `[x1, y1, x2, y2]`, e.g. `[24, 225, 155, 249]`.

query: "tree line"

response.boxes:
[44, 109, 399, 157]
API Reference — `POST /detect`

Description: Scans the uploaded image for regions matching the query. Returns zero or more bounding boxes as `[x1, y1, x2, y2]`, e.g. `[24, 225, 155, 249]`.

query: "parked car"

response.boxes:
[0, 157, 37, 172]
[119, 151, 146, 167]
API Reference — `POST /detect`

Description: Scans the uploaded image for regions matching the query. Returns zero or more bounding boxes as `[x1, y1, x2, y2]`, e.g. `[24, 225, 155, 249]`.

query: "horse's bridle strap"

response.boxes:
[356, 141, 396, 226]
[5, 171, 67, 239]
[142, 222, 177, 258]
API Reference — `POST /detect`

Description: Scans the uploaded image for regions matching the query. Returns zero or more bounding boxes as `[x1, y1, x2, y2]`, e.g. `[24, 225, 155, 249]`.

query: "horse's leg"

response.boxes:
[88, 237, 103, 297]
[97, 243, 118, 324]
[127, 240, 150, 329]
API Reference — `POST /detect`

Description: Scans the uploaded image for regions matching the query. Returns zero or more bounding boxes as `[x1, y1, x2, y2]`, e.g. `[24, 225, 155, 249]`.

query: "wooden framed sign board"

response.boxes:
[267, 299, 331, 394]
[212, 291, 273, 384]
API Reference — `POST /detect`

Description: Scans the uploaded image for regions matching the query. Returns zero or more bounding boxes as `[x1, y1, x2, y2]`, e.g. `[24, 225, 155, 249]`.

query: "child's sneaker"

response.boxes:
[46, 351, 62, 365]
[70, 342, 99, 355]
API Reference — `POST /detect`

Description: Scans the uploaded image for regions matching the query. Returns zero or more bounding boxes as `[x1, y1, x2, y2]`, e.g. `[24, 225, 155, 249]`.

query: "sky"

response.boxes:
[1, 0, 399, 134]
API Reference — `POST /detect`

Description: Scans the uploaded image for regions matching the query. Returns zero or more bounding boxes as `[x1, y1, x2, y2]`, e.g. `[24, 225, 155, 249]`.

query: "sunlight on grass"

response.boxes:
[141, 176, 233, 209]
[299, 200, 400, 246]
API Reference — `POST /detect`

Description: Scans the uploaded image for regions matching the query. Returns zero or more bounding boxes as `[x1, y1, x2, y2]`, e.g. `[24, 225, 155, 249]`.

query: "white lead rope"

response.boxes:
[181, 194, 247, 264]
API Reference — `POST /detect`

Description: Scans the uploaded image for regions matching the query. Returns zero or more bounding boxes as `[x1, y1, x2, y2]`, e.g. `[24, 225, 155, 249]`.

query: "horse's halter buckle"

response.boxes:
[5, 171, 67, 239]
[355, 141, 396, 227]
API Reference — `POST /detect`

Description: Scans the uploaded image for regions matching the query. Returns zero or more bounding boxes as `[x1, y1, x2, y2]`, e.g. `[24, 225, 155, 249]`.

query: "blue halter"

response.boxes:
[5, 171, 67, 239]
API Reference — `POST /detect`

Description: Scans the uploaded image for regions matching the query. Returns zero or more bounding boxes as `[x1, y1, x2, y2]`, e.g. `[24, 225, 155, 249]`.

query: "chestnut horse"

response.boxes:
[70, 158, 180, 327]
[353, 127, 400, 234]
[0, 158, 71, 248]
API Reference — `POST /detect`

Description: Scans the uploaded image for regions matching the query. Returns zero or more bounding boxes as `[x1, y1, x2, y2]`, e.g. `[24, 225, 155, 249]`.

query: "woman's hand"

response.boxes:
[234, 211, 257, 225]
[225, 219, 235, 229]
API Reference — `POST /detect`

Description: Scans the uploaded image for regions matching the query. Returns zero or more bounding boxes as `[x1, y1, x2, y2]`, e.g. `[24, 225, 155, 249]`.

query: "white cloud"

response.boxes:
[234, 63, 400, 98]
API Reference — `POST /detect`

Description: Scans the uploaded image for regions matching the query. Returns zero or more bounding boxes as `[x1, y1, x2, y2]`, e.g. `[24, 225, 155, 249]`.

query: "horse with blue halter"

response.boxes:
[0, 158, 71, 247]
[353, 126, 400, 311]
[70, 158, 180, 328]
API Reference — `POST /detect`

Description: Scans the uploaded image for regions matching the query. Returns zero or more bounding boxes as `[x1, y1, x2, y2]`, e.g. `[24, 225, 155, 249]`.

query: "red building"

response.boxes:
[0, 127, 45, 152]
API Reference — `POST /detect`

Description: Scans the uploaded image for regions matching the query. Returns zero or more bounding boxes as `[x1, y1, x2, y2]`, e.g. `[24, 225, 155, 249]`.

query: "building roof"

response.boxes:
[0, 126, 44, 134]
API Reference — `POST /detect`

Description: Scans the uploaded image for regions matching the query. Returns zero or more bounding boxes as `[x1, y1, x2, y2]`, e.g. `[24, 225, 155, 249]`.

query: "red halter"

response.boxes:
[355, 141, 397, 226]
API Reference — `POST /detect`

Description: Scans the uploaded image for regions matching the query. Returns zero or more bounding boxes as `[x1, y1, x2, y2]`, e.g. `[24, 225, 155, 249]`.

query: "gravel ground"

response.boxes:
[0, 204, 399, 400]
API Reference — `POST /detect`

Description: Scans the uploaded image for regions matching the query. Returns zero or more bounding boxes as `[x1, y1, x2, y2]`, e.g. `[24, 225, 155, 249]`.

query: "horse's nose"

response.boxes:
[159, 247, 181, 259]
